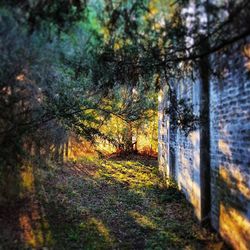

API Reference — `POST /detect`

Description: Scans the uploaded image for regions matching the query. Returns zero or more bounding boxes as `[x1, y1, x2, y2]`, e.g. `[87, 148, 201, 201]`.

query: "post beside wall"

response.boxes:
[199, 47, 211, 222]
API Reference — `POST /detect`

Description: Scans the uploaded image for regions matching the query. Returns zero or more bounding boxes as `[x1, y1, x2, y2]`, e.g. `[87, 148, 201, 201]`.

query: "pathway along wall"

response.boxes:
[158, 45, 250, 250]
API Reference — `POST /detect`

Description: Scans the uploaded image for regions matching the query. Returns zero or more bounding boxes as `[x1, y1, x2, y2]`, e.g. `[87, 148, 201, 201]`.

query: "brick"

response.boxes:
[158, 45, 250, 249]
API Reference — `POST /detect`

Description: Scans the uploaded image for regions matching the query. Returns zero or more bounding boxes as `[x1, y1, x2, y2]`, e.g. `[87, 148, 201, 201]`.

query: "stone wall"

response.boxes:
[159, 48, 250, 249]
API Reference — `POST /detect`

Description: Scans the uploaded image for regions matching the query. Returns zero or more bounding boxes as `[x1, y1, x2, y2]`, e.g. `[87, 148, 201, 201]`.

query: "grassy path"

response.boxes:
[0, 155, 225, 249]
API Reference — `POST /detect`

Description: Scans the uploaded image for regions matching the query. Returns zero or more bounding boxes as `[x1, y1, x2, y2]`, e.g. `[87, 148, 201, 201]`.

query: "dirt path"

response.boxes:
[0, 156, 226, 249]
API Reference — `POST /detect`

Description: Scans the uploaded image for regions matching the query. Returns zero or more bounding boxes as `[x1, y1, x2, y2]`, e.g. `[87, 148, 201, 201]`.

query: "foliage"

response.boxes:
[91, 0, 250, 131]
[1, 0, 250, 201]
[2, 0, 87, 32]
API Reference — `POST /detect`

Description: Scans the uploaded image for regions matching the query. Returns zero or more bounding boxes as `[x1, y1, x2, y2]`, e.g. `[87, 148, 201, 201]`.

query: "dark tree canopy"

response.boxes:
[0, 0, 249, 168]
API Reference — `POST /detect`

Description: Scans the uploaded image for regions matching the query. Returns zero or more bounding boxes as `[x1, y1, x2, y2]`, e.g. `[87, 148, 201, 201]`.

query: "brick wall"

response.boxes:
[210, 53, 250, 249]
[158, 85, 170, 179]
[176, 78, 202, 220]
[159, 46, 250, 249]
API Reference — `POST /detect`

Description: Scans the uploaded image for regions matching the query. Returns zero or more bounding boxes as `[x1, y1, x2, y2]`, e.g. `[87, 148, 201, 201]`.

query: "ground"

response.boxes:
[0, 155, 227, 249]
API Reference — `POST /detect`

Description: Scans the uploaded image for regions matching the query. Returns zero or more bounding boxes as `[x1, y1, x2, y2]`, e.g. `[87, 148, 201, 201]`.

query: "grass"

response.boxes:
[0, 155, 226, 249]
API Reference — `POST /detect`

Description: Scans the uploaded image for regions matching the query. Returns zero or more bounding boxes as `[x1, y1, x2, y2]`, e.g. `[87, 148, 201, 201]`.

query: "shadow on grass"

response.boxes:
[0, 156, 225, 249]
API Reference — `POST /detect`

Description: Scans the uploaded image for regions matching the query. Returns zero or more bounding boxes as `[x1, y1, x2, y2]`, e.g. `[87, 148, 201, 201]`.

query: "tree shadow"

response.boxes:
[31, 157, 223, 249]
[0, 156, 224, 249]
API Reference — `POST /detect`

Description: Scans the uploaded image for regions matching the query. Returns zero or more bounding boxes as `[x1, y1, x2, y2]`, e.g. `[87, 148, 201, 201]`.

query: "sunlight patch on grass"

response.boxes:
[129, 211, 157, 230]
[20, 165, 35, 194]
[19, 203, 54, 248]
[98, 160, 159, 190]
[89, 217, 113, 243]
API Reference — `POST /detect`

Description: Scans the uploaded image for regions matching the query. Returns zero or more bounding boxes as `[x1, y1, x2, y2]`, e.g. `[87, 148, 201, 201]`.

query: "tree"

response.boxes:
[90, 0, 250, 128]
[94, 83, 157, 153]
[1, 0, 249, 201]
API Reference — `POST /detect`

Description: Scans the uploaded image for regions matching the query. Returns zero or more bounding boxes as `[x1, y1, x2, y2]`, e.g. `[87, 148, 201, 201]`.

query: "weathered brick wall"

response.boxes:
[158, 86, 169, 179]
[175, 79, 202, 220]
[159, 47, 250, 249]
[159, 77, 203, 219]
[210, 54, 250, 249]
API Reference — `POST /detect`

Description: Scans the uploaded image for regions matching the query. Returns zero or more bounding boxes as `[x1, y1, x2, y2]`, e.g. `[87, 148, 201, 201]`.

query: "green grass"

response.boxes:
[0, 156, 224, 249]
